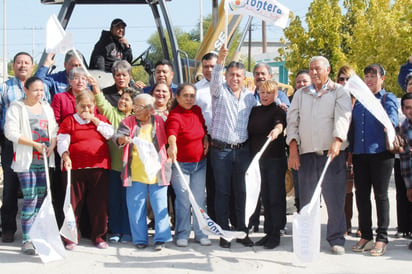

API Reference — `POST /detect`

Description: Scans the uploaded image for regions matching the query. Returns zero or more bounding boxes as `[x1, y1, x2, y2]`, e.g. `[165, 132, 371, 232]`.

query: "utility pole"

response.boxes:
[200, 0, 203, 42]
[262, 21, 267, 53]
[3, 0, 7, 82]
[212, 0, 218, 28]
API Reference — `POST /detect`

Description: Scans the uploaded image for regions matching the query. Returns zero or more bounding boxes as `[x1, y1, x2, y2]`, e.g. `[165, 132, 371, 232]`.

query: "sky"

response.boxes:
[0, 0, 313, 69]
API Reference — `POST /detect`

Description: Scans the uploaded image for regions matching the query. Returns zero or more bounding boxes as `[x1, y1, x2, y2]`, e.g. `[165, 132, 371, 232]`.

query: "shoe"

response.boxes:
[136, 244, 147, 249]
[370, 242, 387, 256]
[219, 238, 231, 248]
[352, 239, 373, 252]
[2, 231, 15, 243]
[280, 229, 286, 236]
[65, 243, 77, 251]
[236, 236, 254, 247]
[355, 229, 361, 237]
[408, 241, 412, 251]
[109, 234, 121, 243]
[22, 241, 36, 255]
[148, 220, 155, 229]
[96, 242, 109, 249]
[264, 236, 280, 249]
[154, 241, 165, 251]
[120, 234, 132, 243]
[255, 234, 270, 246]
[199, 238, 211, 246]
[176, 239, 188, 247]
[331, 245, 345, 255]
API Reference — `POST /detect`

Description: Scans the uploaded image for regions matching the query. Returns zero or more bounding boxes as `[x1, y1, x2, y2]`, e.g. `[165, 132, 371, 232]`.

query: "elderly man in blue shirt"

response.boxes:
[209, 45, 256, 248]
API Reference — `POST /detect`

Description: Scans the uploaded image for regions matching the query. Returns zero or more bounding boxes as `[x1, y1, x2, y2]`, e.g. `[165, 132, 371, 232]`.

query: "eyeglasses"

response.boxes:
[72, 76, 87, 82]
[134, 104, 149, 111]
[338, 77, 349, 82]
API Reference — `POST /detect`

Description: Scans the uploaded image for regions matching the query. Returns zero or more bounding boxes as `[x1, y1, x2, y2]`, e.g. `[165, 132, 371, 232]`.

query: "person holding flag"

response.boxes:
[287, 56, 352, 255]
[209, 44, 256, 248]
[4, 77, 58, 255]
[247, 80, 287, 249]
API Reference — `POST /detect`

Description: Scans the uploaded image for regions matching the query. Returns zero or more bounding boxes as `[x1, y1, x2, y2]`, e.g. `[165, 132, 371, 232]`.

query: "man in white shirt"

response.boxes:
[194, 52, 218, 222]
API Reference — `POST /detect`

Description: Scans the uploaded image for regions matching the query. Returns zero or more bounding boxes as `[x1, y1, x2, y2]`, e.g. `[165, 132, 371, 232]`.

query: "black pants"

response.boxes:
[394, 159, 412, 233]
[353, 152, 393, 243]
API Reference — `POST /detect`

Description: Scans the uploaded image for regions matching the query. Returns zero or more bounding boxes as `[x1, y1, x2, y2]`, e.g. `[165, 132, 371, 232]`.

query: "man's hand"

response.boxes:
[217, 44, 228, 65]
[119, 37, 130, 48]
[288, 140, 300, 170]
[328, 138, 342, 160]
[44, 53, 56, 68]
[407, 189, 412, 203]
[133, 81, 146, 89]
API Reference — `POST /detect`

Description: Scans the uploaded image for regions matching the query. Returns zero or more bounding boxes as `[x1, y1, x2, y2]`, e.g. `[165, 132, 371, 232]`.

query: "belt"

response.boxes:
[211, 139, 246, 150]
[314, 150, 329, 156]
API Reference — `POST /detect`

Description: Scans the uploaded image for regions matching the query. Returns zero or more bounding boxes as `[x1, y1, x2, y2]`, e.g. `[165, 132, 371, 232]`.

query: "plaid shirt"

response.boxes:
[209, 64, 256, 144]
[0, 77, 51, 131]
[400, 119, 412, 189]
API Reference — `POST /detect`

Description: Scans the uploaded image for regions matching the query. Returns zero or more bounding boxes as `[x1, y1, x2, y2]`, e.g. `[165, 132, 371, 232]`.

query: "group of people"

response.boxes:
[1, 16, 412, 259]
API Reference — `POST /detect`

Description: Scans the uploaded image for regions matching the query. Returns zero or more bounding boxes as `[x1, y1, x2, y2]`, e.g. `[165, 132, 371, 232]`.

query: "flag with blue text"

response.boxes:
[225, 0, 290, 28]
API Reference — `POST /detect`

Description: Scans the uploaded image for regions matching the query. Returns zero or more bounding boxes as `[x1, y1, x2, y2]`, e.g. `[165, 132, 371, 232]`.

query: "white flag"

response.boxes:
[45, 14, 74, 54]
[60, 169, 78, 244]
[174, 161, 246, 241]
[29, 149, 66, 263]
[345, 74, 396, 149]
[244, 137, 271, 227]
[132, 137, 162, 181]
[225, 0, 290, 29]
[293, 156, 331, 263]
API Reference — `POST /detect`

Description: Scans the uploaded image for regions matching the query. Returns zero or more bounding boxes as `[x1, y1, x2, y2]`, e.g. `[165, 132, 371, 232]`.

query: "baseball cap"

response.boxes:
[111, 18, 127, 27]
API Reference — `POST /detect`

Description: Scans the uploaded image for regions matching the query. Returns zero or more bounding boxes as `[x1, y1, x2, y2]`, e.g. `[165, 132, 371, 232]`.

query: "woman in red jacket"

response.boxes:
[57, 90, 114, 250]
[166, 83, 210, 247]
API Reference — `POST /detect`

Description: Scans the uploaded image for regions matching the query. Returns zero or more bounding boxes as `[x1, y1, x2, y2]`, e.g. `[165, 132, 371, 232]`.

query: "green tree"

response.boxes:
[280, 0, 411, 95]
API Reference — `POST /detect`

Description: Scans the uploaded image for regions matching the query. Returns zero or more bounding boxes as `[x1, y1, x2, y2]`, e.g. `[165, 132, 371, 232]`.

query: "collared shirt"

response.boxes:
[350, 89, 399, 154]
[195, 78, 213, 133]
[210, 63, 256, 144]
[0, 77, 51, 131]
[400, 119, 412, 189]
[286, 79, 352, 154]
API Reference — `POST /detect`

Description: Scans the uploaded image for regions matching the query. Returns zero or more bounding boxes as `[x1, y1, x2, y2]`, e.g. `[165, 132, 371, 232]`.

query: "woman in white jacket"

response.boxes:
[4, 76, 58, 255]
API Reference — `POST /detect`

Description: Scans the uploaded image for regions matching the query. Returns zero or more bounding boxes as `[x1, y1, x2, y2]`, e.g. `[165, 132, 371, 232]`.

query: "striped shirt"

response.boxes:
[400, 119, 412, 189]
[209, 64, 256, 144]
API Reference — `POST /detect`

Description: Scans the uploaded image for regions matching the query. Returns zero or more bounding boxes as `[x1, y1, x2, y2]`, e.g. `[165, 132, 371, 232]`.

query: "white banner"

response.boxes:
[174, 161, 246, 241]
[225, 0, 290, 29]
[60, 169, 78, 244]
[244, 137, 271, 227]
[293, 156, 331, 263]
[45, 14, 74, 54]
[345, 74, 396, 149]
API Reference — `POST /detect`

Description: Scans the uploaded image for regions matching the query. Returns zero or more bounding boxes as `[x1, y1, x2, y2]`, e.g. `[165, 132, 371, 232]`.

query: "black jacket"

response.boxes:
[89, 30, 133, 72]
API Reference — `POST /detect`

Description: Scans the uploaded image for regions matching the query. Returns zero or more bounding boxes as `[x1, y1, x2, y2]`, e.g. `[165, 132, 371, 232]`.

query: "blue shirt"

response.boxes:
[400, 119, 412, 189]
[34, 65, 69, 99]
[0, 77, 51, 131]
[210, 64, 256, 144]
[350, 89, 399, 154]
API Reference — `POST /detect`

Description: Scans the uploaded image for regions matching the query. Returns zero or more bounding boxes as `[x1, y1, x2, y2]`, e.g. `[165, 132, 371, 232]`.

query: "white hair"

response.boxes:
[134, 93, 154, 109]
[310, 56, 330, 68]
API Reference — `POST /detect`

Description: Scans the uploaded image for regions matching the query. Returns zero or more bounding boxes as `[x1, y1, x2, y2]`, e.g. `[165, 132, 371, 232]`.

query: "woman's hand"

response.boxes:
[88, 75, 101, 95]
[133, 81, 146, 89]
[203, 135, 209, 155]
[167, 143, 177, 162]
[117, 136, 131, 146]
[33, 142, 47, 154]
[268, 124, 283, 141]
[62, 152, 72, 170]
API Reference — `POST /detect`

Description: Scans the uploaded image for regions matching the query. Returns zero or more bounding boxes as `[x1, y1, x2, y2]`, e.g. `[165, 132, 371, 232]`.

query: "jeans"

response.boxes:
[260, 156, 287, 239]
[108, 170, 131, 235]
[0, 140, 20, 234]
[394, 159, 412, 233]
[126, 181, 172, 245]
[353, 152, 393, 243]
[171, 159, 207, 241]
[299, 152, 347, 246]
[210, 145, 251, 232]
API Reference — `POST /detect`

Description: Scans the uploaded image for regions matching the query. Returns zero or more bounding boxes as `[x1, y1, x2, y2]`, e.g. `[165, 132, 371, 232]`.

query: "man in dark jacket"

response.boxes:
[89, 18, 133, 72]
